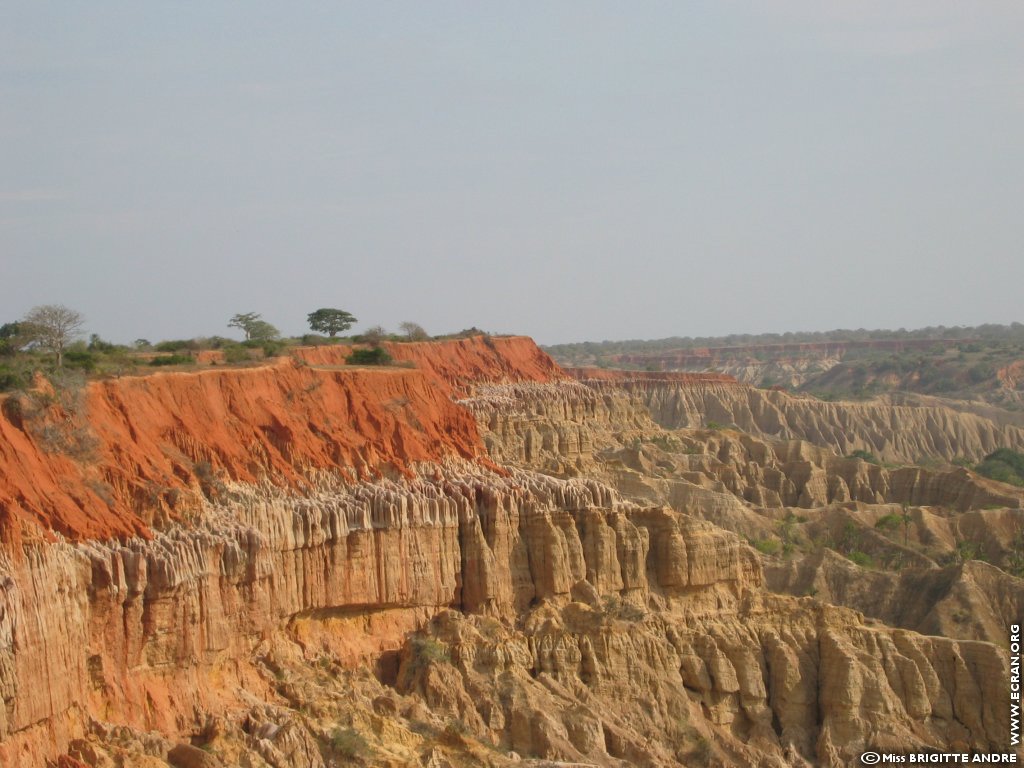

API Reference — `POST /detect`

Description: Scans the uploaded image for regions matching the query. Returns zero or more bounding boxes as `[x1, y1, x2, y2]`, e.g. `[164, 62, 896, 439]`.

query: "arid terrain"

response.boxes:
[0, 336, 1021, 767]
[546, 325, 1024, 412]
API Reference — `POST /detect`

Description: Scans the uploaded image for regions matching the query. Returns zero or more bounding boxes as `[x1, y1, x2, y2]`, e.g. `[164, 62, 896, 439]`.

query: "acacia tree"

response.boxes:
[399, 321, 429, 341]
[228, 312, 279, 341]
[307, 308, 357, 337]
[361, 325, 388, 347]
[247, 320, 280, 341]
[228, 312, 260, 339]
[23, 304, 85, 367]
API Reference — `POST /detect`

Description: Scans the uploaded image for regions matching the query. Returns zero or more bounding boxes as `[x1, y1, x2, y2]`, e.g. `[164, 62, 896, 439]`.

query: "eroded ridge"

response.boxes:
[0, 337, 1019, 767]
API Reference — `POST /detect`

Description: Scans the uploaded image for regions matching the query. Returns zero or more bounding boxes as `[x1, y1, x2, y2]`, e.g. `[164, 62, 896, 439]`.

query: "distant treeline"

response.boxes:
[545, 323, 1024, 359]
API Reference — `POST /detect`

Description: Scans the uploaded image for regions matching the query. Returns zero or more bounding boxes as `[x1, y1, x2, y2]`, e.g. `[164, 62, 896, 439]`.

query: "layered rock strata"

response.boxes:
[568, 370, 1024, 463]
[1, 465, 1011, 766]
[0, 337, 1019, 767]
[466, 378, 1024, 649]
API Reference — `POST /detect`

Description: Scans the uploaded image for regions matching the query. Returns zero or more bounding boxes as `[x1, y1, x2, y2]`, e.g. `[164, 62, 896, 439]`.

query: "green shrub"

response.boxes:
[149, 354, 193, 367]
[685, 736, 713, 767]
[848, 449, 880, 465]
[956, 540, 987, 563]
[967, 363, 995, 384]
[222, 345, 251, 364]
[408, 720, 436, 737]
[602, 594, 646, 621]
[874, 514, 901, 532]
[440, 719, 469, 746]
[975, 449, 1024, 487]
[64, 347, 97, 372]
[155, 339, 199, 352]
[649, 434, 680, 451]
[260, 339, 287, 357]
[329, 727, 368, 759]
[450, 327, 487, 339]
[408, 635, 449, 674]
[86, 333, 116, 353]
[348, 347, 392, 366]
[847, 550, 873, 567]
[0, 364, 30, 391]
[752, 537, 782, 556]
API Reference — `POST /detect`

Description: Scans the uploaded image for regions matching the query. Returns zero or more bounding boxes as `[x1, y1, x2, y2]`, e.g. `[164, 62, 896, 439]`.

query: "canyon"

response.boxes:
[546, 331, 1024, 411]
[0, 336, 1021, 767]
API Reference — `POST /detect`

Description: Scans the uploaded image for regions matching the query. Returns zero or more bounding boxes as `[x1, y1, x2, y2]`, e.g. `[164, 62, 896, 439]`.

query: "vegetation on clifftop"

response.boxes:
[0, 304, 502, 391]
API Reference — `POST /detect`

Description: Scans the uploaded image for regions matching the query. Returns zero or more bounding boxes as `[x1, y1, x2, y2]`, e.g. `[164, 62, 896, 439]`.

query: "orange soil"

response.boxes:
[997, 360, 1024, 390]
[0, 337, 563, 543]
[292, 335, 565, 397]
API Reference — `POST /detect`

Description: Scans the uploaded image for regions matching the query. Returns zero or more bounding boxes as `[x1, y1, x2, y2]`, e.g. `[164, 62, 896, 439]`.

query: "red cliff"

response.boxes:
[0, 336, 564, 543]
[292, 335, 565, 397]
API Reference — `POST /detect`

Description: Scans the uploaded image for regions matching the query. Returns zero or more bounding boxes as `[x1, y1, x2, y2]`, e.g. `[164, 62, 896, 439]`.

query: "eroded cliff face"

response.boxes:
[568, 370, 1024, 464]
[0, 337, 1020, 767]
[1, 467, 1009, 767]
[466, 380, 1022, 512]
[403, 596, 1009, 766]
[467, 377, 1024, 642]
[0, 336, 563, 544]
[0, 362, 487, 543]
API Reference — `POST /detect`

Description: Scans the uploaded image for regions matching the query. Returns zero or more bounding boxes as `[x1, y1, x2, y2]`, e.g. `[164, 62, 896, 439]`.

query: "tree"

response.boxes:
[399, 321, 429, 341]
[246, 320, 280, 342]
[228, 312, 260, 339]
[23, 304, 85, 367]
[0, 322, 25, 357]
[361, 325, 388, 347]
[307, 308, 357, 337]
[228, 312, 279, 341]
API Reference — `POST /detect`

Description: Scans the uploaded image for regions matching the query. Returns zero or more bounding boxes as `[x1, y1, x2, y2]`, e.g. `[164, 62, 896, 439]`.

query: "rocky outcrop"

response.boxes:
[0, 462, 762, 765]
[766, 549, 1024, 643]
[401, 593, 1009, 766]
[0, 337, 1019, 766]
[2, 461, 1007, 766]
[466, 382, 1023, 512]
[570, 374, 1024, 463]
[687, 434, 1022, 511]
[459, 382, 654, 473]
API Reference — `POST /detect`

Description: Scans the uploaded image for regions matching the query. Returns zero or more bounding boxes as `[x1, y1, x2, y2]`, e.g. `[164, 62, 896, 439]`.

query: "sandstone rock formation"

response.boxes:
[0, 336, 1019, 767]
[569, 369, 1024, 464]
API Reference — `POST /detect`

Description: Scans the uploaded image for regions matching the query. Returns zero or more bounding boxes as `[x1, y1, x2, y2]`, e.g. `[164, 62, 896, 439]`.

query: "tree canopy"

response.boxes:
[399, 321, 429, 341]
[23, 304, 85, 367]
[0, 322, 25, 357]
[360, 325, 387, 347]
[307, 308, 357, 337]
[229, 312, 279, 341]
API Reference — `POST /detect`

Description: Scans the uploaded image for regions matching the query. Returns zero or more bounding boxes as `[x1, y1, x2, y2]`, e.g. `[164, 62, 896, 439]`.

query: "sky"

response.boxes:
[2, 2, 1022, 346]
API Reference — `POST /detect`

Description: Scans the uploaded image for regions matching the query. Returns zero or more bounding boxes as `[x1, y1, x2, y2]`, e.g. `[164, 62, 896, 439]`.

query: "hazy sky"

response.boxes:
[2, 2, 1022, 345]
